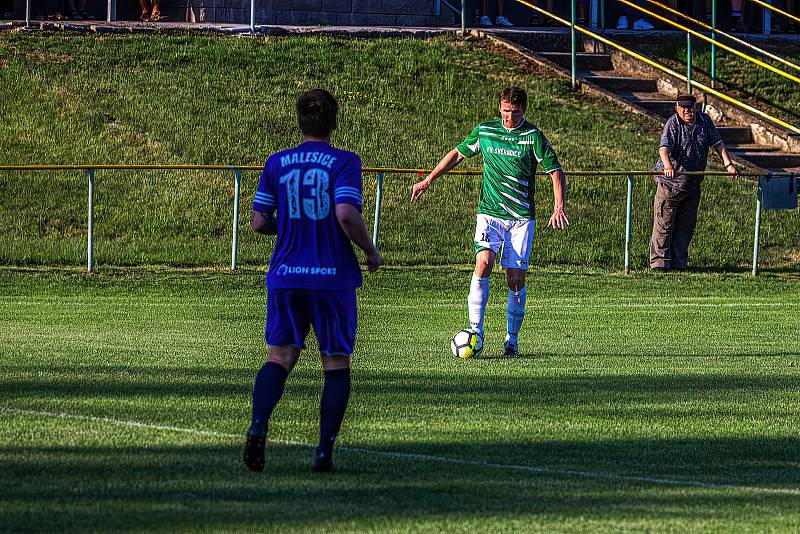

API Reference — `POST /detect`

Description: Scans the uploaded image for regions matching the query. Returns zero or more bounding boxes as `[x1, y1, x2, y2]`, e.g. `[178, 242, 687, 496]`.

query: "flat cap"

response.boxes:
[676, 93, 697, 107]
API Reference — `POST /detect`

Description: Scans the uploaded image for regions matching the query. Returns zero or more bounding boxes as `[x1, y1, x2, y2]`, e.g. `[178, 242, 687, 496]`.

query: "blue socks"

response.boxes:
[250, 361, 289, 436]
[317, 367, 351, 458]
[250, 361, 351, 463]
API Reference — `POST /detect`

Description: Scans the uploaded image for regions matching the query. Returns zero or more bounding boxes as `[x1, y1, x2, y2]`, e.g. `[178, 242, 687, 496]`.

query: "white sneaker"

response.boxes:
[479, 15, 492, 26]
[616, 16, 629, 29]
[633, 18, 654, 30]
[495, 15, 513, 27]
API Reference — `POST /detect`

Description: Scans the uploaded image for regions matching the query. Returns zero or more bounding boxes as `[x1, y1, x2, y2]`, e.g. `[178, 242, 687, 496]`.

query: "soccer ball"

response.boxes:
[451, 329, 483, 359]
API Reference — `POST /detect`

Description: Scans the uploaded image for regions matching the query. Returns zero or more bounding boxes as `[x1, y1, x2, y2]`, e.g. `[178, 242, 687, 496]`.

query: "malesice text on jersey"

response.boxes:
[279, 151, 338, 169]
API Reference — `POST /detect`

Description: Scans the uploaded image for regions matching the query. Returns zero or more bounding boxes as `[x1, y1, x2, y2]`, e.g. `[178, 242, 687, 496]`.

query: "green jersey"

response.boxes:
[456, 118, 561, 220]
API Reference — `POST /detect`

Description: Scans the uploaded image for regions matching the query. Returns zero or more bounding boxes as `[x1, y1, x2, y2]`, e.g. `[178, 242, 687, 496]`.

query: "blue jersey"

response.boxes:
[253, 140, 363, 291]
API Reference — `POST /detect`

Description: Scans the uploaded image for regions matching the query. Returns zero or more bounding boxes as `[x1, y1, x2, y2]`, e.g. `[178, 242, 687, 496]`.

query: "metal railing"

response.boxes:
[0, 165, 793, 276]
[751, 0, 800, 35]
[619, 0, 800, 86]
[636, 0, 800, 88]
[512, 0, 800, 135]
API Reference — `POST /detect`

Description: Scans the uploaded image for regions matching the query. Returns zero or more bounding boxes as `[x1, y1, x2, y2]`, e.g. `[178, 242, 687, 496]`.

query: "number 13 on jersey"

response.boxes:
[279, 167, 330, 220]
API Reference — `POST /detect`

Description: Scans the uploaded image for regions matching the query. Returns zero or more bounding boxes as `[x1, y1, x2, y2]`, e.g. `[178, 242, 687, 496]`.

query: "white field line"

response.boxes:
[2, 406, 799, 497]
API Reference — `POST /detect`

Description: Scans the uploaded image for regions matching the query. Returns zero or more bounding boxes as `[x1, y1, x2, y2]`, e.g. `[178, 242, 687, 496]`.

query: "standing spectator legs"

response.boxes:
[649, 183, 702, 270]
[138, 0, 166, 21]
[669, 186, 701, 270]
[617, 0, 653, 30]
[731, 0, 744, 29]
[650, 182, 676, 269]
[480, 0, 512, 26]
[773, 0, 798, 32]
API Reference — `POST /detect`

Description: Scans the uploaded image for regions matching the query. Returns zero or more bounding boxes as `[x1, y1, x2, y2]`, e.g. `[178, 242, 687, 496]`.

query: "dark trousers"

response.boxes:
[620, 0, 645, 17]
[649, 182, 702, 270]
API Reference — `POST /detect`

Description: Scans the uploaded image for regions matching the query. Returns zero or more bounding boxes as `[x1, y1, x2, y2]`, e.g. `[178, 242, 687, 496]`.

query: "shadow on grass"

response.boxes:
[1, 436, 799, 532]
[2, 360, 799, 403]
[2, 362, 799, 494]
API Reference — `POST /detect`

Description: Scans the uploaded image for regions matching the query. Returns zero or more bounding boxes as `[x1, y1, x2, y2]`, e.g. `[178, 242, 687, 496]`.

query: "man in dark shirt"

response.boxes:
[651, 94, 737, 270]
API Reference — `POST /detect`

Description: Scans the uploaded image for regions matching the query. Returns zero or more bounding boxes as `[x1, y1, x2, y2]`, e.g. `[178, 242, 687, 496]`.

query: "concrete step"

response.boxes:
[624, 98, 676, 118]
[718, 126, 754, 145]
[583, 76, 658, 92]
[735, 152, 800, 169]
[728, 144, 783, 153]
[537, 51, 613, 71]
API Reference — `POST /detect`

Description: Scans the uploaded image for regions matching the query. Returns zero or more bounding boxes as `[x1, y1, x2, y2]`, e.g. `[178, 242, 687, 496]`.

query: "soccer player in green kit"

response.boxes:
[411, 87, 569, 357]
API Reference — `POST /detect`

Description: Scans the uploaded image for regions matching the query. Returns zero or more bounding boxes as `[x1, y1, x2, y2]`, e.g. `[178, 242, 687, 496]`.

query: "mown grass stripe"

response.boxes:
[4, 405, 799, 497]
[1, 297, 798, 309]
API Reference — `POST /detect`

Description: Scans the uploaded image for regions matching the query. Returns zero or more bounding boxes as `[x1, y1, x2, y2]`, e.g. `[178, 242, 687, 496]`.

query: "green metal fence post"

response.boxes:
[372, 172, 385, 247]
[686, 32, 693, 93]
[764, 0, 772, 36]
[711, 0, 717, 88]
[231, 169, 241, 271]
[571, 0, 577, 91]
[600, 0, 605, 34]
[87, 168, 95, 273]
[461, 0, 466, 34]
[250, 0, 255, 33]
[625, 174, 633, 275]
[752, 176, 764, 276]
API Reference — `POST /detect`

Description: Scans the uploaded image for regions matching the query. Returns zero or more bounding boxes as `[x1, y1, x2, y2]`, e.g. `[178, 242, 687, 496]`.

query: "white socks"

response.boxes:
[467, 276, 490, 337]
[469, 276, 527, 343]
[506, 287, 526, 344]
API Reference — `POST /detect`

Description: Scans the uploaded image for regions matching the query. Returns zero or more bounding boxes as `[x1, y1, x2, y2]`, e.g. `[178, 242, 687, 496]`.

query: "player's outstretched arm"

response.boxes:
[411, 148, 465, 202]
[547, 169, 569, 230]
[251, 210, 277, 235]
[335, 203, 382, 272]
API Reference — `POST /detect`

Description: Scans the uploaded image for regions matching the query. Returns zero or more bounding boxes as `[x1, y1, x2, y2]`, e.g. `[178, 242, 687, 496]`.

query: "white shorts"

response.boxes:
[473, 214, 535, 271]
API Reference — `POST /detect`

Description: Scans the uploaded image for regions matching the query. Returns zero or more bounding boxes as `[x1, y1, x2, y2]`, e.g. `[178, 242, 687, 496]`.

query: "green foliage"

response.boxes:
[0, 33, 797, 270]
[2, 269, 800, 532]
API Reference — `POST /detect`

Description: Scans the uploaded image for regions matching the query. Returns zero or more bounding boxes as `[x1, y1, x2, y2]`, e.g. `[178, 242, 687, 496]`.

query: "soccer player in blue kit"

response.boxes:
[244, 89, 382, 473]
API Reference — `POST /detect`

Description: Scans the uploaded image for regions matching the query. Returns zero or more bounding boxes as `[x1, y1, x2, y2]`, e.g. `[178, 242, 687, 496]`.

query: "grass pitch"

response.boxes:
[2, 268, 799, 532]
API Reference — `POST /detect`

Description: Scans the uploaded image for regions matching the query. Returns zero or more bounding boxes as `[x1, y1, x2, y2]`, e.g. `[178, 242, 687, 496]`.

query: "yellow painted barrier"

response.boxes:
[638, 0, 800, 73]
[618, 0, 800, 85]
[751, 0, 800, 25]
[512, 0, 800, 134]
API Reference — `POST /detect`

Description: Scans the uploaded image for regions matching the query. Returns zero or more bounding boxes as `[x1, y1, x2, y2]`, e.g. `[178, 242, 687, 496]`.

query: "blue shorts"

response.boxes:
[265, 288, 357, 356]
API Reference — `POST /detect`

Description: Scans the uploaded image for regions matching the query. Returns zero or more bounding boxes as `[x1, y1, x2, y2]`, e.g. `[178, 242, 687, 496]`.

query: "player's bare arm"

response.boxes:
[335, 203, 382, 272]
[548, 168, 569, 230]
[411, 148, 465, 202]
[251, 210, 277, 235]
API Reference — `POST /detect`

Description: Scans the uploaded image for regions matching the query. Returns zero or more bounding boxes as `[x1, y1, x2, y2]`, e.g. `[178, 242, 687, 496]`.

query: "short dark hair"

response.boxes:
[297, 89, 338, 137]
[499, 87, 527, 108]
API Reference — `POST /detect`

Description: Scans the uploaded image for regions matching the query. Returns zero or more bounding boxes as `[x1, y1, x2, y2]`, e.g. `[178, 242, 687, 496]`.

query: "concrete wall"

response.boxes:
[12, 0, 460, 25]
[171, 0, 461, 26]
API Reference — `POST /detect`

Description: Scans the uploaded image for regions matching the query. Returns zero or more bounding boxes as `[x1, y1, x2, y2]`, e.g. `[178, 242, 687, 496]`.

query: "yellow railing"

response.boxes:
[0, 165, 791, 276]
[638, 0, 800, 74]
[751, 0, 800, 25]
[618, 0, 800, 84]
[512, 0, 800, 134]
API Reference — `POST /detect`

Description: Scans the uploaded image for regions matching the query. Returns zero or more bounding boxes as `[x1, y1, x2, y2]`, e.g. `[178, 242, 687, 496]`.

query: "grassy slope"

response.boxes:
[1, 268, 799, 532]
[0, 32, 797, 270]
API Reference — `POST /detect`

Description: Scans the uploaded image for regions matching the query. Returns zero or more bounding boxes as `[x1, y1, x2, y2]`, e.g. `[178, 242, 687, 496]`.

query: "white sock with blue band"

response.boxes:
[506, 287, 526, 343]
